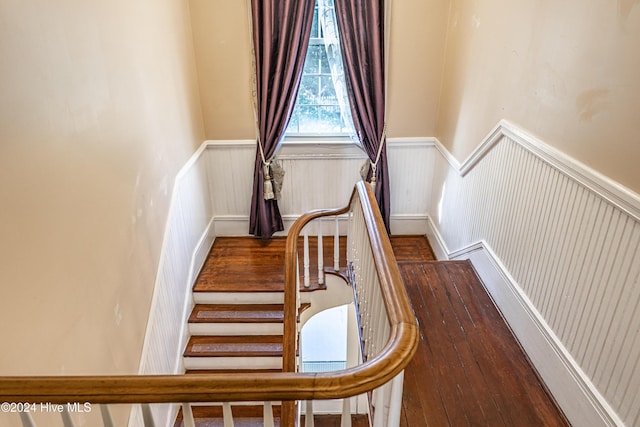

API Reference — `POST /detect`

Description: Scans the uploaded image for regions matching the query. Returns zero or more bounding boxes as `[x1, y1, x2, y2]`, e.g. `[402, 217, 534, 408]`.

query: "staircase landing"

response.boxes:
[193, 236, 346, 293]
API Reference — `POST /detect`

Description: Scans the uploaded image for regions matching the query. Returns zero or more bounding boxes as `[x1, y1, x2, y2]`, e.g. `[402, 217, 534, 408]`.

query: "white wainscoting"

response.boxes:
[427, 120, 639, 427]
[205, 138, 434, 235]
[133, 143, 215, 427]
[137, 124, 640, 426]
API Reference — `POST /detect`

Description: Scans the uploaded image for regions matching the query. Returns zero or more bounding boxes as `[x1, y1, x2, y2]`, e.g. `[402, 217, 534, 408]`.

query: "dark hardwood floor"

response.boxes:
[189, 235, 569, 426]
[397, 258, 569, 426]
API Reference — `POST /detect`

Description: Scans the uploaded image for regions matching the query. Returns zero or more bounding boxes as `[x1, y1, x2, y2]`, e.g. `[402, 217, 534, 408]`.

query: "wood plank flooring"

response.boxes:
[396, 252, 569, 426]
[194, 236, 347, 293]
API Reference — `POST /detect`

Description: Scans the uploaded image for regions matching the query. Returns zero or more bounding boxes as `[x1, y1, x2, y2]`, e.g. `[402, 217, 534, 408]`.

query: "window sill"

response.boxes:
[277, 136, 367, 160]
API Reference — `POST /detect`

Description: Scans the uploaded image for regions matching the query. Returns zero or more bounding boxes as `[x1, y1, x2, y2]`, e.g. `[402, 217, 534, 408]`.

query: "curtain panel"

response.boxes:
[248, 0, 316, 238]
[334, 0, 391, 232]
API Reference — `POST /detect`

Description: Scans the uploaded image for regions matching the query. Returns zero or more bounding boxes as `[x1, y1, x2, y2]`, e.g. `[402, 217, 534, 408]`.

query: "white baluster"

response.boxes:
[317, 219, 324, 285]
[347, 210, 353, 264]
[387, 371, 405, 427]
[222, 403, 234, 427]
[141, 404, 156, 427]
[263, 402, 275, 427]
[296, 251, 301, 290]
[296, 255, 301, 312]
[304, 230, 310, 288]
[305, 400, 315, 427]
[372, 382, 389, 427]
[334, 215, 340, 270]
[100, 405, 115, 427]
[61, 407, 75, 427]
[372, 287, 385, 357]
[19, 412, 36, 427]
[341, 397, 352, 427]
[181, 403, 195, 427]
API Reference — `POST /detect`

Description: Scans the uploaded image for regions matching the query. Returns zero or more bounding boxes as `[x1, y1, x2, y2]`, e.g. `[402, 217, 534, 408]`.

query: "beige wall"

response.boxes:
[189, 0, 450, 140]
[0, 0, 204, 387]
[190, 0, 255, 140]
[437, 0, 640, 192]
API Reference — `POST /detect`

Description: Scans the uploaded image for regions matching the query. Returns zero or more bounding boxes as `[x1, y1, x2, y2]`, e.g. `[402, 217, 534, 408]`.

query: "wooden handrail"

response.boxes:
[0, 182, 419, 418]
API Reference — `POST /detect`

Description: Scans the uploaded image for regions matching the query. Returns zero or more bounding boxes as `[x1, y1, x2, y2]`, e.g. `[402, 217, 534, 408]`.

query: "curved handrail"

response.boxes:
[0, 182, 419, 413]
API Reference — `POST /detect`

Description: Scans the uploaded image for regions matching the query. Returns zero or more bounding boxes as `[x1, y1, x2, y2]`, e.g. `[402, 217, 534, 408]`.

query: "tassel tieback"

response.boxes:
[263, 160, 285, 201]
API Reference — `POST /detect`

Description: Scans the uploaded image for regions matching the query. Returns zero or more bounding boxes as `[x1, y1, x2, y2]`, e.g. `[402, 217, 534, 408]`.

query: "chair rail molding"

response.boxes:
[427, 120, 639, 427]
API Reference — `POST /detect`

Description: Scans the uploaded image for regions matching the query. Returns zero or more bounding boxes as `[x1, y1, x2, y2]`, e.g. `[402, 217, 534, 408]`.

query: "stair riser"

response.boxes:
[193, 292, 312, 305]
[183, 356, 282, 370]
[193, 292, 283, 305]
[189, 323, 283, 336]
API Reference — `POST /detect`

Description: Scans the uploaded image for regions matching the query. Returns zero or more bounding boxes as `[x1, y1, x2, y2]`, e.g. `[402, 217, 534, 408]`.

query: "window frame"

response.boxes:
[284, 0, 355, 144]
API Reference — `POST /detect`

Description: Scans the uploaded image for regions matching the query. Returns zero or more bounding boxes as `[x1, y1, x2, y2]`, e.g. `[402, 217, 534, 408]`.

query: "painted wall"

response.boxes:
[188, 0, 450, 140]
[437, 0, 640, 192]
[0, 0, 204, 396]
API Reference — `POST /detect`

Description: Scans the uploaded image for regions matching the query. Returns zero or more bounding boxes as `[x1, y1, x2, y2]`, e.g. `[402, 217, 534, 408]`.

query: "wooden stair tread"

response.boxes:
[194, 237, 285, 293]
[189, 304, 285, 323]
[184, 335, 283, 357]
[189, 303, 311, 324]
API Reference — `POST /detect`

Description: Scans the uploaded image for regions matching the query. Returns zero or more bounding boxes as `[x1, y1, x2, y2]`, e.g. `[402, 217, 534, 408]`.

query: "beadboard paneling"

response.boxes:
[205, 141, 255, 218]
[205, 139, 433, 235]
[387, 138, 435, 216]
[134, 143, 214, 427]
[428, 121, 639, 427]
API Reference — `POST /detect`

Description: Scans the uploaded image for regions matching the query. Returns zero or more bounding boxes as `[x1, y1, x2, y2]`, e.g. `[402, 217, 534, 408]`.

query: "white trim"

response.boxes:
[188, 218, 216, 287]
[138, 143, 210, 376]
[205, 139, 256, 149]
[389, 214, 429, 235]
[446, 120, 640, 221]
[442, 240, 623, 427]
[175, 142, 211, 180]
[203, 137, 438, 156]
[134, 141, 215, 427]
[386, 136, 437, 148]
[432, 138, 461, 170]
[213, 214, 431, 237]
[277, 144, 367, 160]
[213, 215, 249, 236]
[175, 217, 216, 365]
[427, 121, 637, 427]
[424, 215, 449, 261]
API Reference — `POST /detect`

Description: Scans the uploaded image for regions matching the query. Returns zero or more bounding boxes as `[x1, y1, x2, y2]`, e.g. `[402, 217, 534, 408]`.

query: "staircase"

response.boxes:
[176, 238, 285, 425]
[176, 237, 327, 426]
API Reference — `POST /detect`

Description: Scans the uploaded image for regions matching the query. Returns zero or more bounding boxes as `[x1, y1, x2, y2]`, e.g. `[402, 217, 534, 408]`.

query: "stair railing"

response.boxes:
[0, 181, 418, 427]
[283, 180, 419, 426]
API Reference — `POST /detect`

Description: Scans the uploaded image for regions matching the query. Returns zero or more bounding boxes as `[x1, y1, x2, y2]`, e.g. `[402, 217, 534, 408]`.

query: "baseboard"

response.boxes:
[214, 214, 429, 236]
[213, 215, 249, 236]
[389, 214, 429, 235]
[177, 216, 216, 367]
[424, 216, 449, 260]
[189, 217, 216, 286]
[439, 239, 622, 427]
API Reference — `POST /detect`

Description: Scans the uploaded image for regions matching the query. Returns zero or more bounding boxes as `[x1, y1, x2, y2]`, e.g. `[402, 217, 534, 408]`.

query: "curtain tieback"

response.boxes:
[263, 162, 275, 200]
[263, 159, 285, 201]
[360, 124, 387, 192]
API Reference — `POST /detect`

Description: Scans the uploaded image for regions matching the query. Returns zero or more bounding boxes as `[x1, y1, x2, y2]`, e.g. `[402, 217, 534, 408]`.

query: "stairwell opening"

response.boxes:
[300, 304, 349, 373]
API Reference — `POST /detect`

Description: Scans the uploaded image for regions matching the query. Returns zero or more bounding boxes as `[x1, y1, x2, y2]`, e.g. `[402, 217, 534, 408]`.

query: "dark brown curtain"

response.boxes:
[333, 0, 390, 232]
[249, 0, 315, 238]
